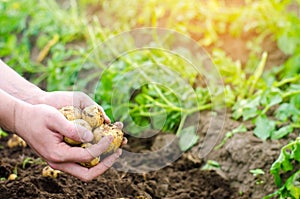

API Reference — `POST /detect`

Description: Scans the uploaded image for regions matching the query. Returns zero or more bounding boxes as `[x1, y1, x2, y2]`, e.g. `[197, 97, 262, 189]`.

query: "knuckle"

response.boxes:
[75, 91, 87, 99]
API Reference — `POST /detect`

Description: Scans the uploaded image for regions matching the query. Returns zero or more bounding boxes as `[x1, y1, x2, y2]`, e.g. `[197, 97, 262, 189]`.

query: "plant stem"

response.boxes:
[249, 52, 268, 96]
[274, 76, 300, 88]
[176, 114, 188, 137]
[282, 90, 300, 99]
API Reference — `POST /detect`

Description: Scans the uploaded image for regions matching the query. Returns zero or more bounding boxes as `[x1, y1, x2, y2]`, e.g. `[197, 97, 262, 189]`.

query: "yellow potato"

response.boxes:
[63, 119, 92, 146]
[7, 134, 27, 148]
[79, 143, 100, 168]
[42, 166, 61, 178]
[59, 106, 82, 121]
[8, 174, 17, 180]
[82, 105, 105, 128]
[93, 123, 123, 153]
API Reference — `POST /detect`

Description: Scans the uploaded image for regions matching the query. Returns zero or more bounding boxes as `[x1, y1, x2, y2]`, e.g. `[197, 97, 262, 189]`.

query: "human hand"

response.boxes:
[14, 102, 122, 182]
[40, 91, 110, 123]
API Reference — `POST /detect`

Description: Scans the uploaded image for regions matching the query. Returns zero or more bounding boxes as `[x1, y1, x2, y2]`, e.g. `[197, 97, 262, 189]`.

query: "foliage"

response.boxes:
[0, 128, 8, 139]
[201, 160, 221, 171]
[264, 138, 300, 199]
[22, 157, 45, 169]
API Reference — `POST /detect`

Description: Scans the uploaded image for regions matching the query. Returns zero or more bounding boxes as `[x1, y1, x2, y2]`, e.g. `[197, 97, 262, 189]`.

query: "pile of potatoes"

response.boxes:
[59, 105, 124, 168]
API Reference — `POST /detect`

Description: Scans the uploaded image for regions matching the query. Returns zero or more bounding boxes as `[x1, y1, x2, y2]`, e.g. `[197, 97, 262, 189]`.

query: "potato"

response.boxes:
[42, 166, 61, 178]
[8, 173, 17, 181]
[7, 134, 27, 148]
[82, 105, 105, 128]
[58, 105, 125, 168]
[63, 119, 92, 146]
[93, 123, 123, 153]
[59, 106, 82, 121]
[79, 143, 100, 168]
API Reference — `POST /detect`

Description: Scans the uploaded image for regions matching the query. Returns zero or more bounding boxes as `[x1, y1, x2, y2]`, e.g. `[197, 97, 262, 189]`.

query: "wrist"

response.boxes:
[23, 89, 47, 105]
[13, 100, 32, 137]
[0, 89, 29, 133]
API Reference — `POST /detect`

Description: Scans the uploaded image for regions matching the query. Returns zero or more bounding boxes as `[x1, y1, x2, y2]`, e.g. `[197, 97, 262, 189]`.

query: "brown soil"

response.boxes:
[0, 112, 295, 198]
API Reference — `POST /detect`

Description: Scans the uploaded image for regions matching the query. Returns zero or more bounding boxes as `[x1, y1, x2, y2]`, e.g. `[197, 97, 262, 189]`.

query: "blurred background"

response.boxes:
[1, 0, 300, 150]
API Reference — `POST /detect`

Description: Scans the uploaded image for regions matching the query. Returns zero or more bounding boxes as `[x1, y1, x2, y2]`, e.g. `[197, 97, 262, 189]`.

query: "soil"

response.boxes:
[0, 112, 297, 199]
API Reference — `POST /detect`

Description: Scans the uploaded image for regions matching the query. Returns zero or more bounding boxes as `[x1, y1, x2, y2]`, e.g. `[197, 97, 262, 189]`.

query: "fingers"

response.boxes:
[122, 137, 128, 145]
[114, 121, 123, 129]
[84, 135, 114, 158]
[48, 149, 122, 182]
[51, 135, 114, 163]
[49, 113, 94, 143]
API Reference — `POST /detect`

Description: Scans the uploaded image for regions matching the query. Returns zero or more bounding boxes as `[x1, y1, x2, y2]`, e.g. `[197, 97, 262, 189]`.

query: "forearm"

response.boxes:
[0, 89, 25, 133]
[0, 59, 46, 104]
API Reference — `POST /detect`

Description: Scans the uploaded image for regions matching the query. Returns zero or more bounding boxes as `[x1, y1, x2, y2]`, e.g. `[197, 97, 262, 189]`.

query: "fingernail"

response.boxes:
[117, 149, 122, 156]
[105, 117, 111, 124]
[114, 122, 123, 129]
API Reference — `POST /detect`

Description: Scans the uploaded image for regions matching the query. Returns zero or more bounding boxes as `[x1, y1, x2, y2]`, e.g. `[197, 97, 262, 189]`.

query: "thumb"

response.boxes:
[49, 113, 94, 143]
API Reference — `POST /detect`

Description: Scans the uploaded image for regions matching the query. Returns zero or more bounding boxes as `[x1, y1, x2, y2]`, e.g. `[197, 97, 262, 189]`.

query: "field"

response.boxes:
[1, 0, 300, 198]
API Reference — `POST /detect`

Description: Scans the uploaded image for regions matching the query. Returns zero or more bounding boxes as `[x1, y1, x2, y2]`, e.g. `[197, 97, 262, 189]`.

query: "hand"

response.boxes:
[40, 91, 110, 123]
[14, 102, 122, 182]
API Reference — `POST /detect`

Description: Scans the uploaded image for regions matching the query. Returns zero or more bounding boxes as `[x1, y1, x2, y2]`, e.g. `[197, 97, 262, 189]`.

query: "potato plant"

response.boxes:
[59, 105, 124, 168]
[264, 138, 300, 199]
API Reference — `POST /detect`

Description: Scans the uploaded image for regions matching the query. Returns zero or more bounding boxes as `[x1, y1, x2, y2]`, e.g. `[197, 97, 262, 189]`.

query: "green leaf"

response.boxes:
[250, 169, 265, 176]
[286, 172, 300, 199]
[277, 33, 299, 55]
[232, 96, 260, 120]
[260, 89, 282, 108]
[201, 160, 220, 170]
[282, 55, 300, 78]
[275, 103, 294, 121]
[254, 115, 276, 140]
[292, 141, 300, 163]
[178, 126, 199, 151]
[242, 107, 259, 121]
[271, 125, 294, 140]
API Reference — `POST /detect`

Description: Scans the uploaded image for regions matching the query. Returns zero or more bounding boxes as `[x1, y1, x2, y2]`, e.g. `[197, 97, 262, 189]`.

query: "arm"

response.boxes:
[0, 59, 110, 122]
[0, 59, 45, 104]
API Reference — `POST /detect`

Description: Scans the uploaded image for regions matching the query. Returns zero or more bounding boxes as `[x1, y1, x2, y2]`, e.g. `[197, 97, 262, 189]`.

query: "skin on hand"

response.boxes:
[14, 102, 123, 182]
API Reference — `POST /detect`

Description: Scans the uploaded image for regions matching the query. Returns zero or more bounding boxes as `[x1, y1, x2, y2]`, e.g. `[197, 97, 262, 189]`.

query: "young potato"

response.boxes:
[63, 119, 93, 146]
[93, 123, 124, 154]
[42, 165, 61, 178]
[8, 173, 17, 181]
[79, 143, 100, 168]
[82, 105, 105, 128]
[59, 106, 82, 121]
[7, 134, 27, 148]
